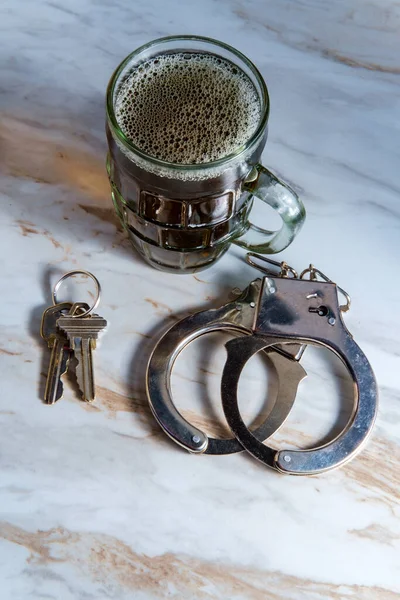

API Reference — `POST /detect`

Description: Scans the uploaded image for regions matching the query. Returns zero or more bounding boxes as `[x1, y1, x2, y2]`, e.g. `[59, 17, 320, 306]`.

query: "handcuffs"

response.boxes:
[146, 254, 378, 474]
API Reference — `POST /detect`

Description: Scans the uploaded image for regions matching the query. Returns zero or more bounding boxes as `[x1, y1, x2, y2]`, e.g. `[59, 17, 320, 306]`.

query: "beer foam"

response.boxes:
[115, 52, 261, 164]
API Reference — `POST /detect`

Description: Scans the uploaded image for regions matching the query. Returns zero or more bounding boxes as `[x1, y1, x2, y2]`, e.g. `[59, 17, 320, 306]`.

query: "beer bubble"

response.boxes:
[115, 52, 261, 164]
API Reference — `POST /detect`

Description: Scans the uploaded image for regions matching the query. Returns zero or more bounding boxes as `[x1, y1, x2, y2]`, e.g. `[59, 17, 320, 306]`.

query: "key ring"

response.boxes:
[52, 270, 101, 318]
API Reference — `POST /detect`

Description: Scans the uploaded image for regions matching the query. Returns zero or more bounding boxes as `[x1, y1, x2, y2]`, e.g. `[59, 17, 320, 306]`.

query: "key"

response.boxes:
[57, 308, 107, 402]
[40, 302, 74, 404]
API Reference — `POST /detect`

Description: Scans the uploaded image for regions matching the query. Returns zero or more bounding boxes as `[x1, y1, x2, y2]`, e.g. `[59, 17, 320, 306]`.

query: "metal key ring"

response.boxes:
[146, 279, 307, 455]
[52, 270, 101, 318]
[220, 276, 378, 474]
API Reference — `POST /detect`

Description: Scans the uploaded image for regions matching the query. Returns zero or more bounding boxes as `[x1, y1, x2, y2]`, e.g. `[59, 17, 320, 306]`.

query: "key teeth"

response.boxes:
[75, 363, 95, 402]
[44, 345, 70, 404]
[75, 340, 96, 403]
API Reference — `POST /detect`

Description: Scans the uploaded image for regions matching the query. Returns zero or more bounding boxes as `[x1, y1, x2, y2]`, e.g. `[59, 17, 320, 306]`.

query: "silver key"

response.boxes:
[57, 307, 107, 402]
[40, 302, 73, 404]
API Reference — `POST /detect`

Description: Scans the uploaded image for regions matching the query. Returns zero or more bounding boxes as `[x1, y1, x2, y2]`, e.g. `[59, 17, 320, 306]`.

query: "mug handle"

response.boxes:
[233, 164, 306, 254]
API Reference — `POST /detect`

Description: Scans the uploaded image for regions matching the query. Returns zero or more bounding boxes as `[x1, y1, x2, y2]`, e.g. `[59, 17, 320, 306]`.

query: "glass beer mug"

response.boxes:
[106, 36, 305, 272]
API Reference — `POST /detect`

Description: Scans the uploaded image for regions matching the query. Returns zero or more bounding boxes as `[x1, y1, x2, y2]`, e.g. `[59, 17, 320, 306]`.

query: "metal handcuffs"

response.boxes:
[146, 278, 307, 455]
[146, 255, 378, 474]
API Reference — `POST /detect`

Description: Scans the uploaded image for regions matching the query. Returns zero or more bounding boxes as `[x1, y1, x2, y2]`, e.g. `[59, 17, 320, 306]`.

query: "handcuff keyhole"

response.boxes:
[309, 305, 329, 317]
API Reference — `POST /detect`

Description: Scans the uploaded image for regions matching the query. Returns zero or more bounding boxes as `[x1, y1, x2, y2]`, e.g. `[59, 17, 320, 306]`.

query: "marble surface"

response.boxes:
[1, 0, 400, 598]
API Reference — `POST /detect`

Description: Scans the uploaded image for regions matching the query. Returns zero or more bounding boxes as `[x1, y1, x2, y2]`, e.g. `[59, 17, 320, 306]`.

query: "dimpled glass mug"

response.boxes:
[106, 36, 305, 272]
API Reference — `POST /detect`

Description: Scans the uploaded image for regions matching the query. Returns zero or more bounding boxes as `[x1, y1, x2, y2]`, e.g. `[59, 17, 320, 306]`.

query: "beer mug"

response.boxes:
[106, 36, 305, 272]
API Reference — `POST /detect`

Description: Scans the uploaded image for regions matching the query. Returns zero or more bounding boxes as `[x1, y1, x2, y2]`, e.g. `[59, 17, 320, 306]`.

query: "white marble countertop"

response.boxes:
[1, 0, 400, 598]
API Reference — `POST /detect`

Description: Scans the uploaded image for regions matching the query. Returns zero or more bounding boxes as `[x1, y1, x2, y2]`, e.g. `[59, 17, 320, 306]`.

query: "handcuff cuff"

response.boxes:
[146, 278, 307, 455]
[146, 253, 378, 474]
